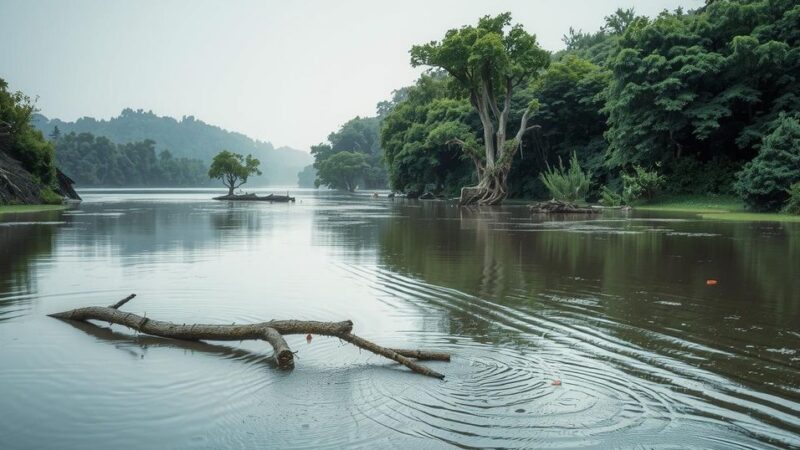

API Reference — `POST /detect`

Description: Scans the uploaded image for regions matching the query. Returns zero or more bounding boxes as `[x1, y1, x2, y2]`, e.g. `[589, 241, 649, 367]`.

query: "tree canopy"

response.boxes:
[380, 2, 800, 212]
[33, 109, 310, 185]
[208, 150, 262, 195]
[0, 78, 56, 186]
[54, 132, 208, 187]
[314, 151, 369, 192]
[410, 12, 550, 204]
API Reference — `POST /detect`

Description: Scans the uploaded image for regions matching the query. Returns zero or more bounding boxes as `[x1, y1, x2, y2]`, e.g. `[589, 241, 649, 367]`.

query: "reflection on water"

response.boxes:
[0, 189, 798, 449]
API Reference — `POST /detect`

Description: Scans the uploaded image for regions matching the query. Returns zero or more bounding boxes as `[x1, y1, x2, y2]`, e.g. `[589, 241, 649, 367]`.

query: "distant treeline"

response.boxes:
[34, 109, 311, 186]
[53, 130, 209, 187]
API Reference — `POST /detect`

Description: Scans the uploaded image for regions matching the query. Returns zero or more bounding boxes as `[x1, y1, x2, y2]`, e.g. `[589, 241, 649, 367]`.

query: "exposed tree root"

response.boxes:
[49, 294, 449, 379]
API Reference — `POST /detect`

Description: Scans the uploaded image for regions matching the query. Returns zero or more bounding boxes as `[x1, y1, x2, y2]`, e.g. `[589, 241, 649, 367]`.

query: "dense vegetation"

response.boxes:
[34, 109, 311, 185]
[309, 116, 388, 190]
[0, 78, 62, 204]
[53, 131, 208, 187]
[380, 1, 800, 212]
[0, 79, 56, 186]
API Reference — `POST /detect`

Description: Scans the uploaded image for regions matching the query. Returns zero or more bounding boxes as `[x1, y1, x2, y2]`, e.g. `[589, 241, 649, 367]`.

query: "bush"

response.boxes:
[665, 157, 739, 195]
[735, 115, 800, 211]
[539, 153, 591, 202]
[39, 187, 63, 205]
[600, 185, 623, 206]
[784, 182, 800, 215]
[622, 165, 665, 202]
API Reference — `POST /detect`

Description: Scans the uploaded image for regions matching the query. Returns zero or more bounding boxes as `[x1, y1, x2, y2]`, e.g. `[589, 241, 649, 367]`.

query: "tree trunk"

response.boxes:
[227, 185, 235, 196]
[49, 295, 450, 379]
[459, 167, 510, 206]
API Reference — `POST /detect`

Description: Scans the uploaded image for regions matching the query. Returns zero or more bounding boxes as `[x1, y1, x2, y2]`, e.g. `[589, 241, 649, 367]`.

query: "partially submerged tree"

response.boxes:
[410, 12, 550, 205]
[208, 150, 261, 196]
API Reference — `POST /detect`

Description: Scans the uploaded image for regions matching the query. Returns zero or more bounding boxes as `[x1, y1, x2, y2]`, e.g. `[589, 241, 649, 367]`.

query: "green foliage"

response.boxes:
[0, 78, 56, 185]
[600, 185, 624, 206]
[32, 108, 311, 185]
[311, 116, 388, 190]
[55, 132, 208, 186]
[314, 151, 369, 192]
[509, 55, 610, 198]
[208, 150, 261, 194]
[539, 153, 591, 202]
[735, 116, 800, 211]
[381, 73, 476, 195]
[603, 0, 800, 175]
[297, 165, 317, 188]
[783, 183, 800, 215]
[39, 187, 63, 205]
[663, 157, 738, 195]
[410, 12, 550, 202]
[622, 165, 666, 202]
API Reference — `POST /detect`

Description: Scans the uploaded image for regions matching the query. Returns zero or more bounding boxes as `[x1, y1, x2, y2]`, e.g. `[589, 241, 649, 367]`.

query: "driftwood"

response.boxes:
[529, 199, 601, 214]
[49, 294, 449, 379]
[213, 193, 296, 203]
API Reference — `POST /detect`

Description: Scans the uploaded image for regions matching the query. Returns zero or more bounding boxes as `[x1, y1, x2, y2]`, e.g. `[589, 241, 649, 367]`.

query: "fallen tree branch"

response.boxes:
[49, 295, 449, 379]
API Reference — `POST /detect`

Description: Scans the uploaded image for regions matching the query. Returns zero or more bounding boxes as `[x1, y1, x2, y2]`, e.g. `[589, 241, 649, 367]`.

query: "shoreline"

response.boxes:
[0, 204, 68, 216]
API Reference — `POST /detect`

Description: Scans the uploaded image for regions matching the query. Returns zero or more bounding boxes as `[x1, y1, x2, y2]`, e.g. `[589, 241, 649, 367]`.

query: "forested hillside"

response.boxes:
[52, 131, 208, 187]
[380, 0, 800, 211]
[33, 109, 312, 186]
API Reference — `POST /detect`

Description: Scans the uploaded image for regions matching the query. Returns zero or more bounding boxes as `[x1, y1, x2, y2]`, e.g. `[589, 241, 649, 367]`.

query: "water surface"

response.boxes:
[1, 189, 799, 449]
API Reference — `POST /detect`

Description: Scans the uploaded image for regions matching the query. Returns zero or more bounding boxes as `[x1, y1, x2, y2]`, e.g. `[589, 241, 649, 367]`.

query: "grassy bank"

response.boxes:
[636, 195, 800, 222]
[0, 204, 67, 216]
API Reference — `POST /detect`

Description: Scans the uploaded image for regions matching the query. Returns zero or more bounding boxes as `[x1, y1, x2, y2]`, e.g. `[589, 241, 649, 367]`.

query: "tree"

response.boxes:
[297, 164, 317, 188]
[208, 150, 261, 195]
[315, 151, 368, 192]
[734, 115, 800, 211]
[410, 12, 550, 205]
[310, 116, 388, 189]
[381, 73, 476, 195]
[0, 78, 56, 185]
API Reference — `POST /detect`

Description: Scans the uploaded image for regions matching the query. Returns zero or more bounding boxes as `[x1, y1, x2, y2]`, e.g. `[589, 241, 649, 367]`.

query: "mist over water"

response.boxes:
[1, 189, 798, 449]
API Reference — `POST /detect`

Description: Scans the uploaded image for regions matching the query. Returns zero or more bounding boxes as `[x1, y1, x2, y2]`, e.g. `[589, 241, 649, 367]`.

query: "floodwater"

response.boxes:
[1, 189, 799, 449]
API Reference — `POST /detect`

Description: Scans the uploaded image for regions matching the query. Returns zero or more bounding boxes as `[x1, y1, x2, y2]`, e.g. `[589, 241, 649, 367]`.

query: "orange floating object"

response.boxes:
[306, 333, 313, 343]
[706, 279, 718, 286]
[552, 380, 562, 386]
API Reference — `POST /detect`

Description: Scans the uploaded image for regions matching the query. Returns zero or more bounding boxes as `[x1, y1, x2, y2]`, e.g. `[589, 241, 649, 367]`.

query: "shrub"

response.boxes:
[735, 115, 800, 211]
[600, 185, 623, 206]
[784, 182, 800, 215]
[39, 187, 63, 205]
[665, 157, 739, 195]
[539, 153, 591, 202]
[622, 165, 665, 202]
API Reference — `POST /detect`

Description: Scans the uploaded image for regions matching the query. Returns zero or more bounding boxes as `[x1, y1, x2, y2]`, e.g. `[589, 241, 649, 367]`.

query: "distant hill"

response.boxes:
[32, 108, 312, 186]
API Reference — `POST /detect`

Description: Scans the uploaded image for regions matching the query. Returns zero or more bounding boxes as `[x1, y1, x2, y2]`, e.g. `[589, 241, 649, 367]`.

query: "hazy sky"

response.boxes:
[1, 0, 703, 151]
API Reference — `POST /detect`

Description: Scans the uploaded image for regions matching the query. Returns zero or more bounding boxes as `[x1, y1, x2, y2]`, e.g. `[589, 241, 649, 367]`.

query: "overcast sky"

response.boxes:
[1, 0, 703, 151]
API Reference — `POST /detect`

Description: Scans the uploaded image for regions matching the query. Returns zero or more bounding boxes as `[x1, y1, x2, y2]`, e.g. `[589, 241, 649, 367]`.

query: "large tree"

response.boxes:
[315, 151, 369, 192]
[208, 150, 261, 196]
[410, 12, 550, 205]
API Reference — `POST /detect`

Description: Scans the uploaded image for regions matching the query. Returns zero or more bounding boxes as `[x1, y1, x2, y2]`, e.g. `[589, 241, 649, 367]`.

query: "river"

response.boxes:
[1, 189, 798, 449]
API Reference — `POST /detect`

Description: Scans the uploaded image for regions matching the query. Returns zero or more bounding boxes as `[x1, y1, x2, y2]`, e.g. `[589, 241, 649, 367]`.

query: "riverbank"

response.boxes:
[636, 195, 800, 222]
[0, 204, 67, 216]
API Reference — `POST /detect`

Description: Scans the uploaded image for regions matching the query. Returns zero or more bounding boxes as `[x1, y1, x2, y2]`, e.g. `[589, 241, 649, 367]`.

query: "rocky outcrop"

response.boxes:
[55, 169, 81, 201]
[1, 120, 78, 204]
[0, 150, 46, 204]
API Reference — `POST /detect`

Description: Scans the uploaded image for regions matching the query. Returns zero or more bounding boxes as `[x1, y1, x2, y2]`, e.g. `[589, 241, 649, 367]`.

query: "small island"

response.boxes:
[208, 149, 295, 202]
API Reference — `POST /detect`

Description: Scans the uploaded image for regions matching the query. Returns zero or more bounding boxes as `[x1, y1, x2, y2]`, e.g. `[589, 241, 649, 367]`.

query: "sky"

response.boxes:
[0, 0, 704, 151]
